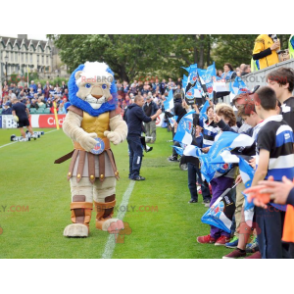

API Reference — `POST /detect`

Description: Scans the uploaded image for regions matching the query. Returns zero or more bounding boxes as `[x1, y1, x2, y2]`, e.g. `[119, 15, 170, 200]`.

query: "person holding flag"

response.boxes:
[195, 100, 219, 153]
[197, 104, 238, 246]
[168, 89, 187, 162]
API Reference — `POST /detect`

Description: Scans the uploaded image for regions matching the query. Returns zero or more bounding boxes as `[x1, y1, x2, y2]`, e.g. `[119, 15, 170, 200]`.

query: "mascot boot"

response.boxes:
[58, 61, 128, 238]
[93, 177, 124, 232]
[63, 178, 94, 237]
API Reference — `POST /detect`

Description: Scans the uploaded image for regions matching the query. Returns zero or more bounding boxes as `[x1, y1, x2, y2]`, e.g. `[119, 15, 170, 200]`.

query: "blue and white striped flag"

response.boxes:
[163, 90, 174, 115]
[184, 132, 255, 182]
[229, 76, 249, 101]
[173, 110, 195, 145]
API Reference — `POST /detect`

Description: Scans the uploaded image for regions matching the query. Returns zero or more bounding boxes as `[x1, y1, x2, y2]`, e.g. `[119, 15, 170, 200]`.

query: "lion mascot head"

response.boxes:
[66, 61, 118, 116]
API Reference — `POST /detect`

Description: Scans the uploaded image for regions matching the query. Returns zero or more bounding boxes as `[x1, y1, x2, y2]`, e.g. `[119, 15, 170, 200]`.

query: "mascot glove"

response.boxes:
[104, 131, 122, 145]
[79, 132, 98, 152]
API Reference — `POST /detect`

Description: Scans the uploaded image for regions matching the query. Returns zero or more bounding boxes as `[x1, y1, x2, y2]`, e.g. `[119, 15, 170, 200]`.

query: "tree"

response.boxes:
[47, 34, 171, 82]
[212, 34, 291, 70]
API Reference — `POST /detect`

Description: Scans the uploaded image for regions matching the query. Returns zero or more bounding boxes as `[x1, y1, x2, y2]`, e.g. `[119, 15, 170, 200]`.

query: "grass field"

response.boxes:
[0, 127, 231, 259]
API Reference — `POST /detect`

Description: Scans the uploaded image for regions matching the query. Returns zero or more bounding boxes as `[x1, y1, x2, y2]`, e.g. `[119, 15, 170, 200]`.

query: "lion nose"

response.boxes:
[92, 94, 102, 99]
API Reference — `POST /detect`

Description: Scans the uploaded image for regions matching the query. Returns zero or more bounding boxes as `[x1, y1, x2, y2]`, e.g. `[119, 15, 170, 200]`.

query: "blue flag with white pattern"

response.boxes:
[173, 110, 195, 145]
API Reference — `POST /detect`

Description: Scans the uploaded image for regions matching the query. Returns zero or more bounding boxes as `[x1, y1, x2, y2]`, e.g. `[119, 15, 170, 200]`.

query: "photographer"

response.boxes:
[252, 34, 280, 70]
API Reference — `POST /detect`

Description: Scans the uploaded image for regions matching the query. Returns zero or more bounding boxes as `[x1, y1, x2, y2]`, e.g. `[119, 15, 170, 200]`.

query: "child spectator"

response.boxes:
[197, 104, 237, 245]
[251, 86, 294, 258]
[267, 67, 294, 132]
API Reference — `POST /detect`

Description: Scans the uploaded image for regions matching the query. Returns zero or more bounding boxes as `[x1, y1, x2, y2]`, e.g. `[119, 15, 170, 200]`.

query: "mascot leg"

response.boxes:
[93, 176, 124, 232]
[63, 177, 93, 237]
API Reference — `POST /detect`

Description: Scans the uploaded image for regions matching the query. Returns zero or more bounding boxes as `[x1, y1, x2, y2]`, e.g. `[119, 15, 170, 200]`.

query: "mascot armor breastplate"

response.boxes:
[57, 61, 128, 238]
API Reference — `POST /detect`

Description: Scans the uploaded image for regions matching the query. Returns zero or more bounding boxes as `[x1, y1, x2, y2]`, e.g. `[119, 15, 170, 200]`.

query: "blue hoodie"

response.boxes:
[126, 103, 151, 137]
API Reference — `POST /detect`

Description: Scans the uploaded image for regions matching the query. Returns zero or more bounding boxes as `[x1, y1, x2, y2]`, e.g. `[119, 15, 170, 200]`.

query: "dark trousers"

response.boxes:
[255, 206, 294, 259]
[127, 136, 143, 179]
[187, 162, 211, 201]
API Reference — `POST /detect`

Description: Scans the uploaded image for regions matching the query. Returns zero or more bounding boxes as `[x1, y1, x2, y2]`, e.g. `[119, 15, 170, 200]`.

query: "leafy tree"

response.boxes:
[48, 34, 292, 81]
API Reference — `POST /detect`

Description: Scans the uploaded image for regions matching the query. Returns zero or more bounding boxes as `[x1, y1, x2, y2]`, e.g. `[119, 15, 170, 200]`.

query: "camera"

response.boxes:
[270, 34, 284, 55]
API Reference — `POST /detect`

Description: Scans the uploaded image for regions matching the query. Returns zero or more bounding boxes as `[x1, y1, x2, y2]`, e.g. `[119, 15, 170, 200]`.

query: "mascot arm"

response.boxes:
[104, 114, 128, 145]
[63, 111, 97, 152]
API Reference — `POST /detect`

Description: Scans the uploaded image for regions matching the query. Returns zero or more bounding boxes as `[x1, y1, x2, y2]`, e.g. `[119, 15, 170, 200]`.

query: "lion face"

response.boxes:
[74, 62, 114, 110]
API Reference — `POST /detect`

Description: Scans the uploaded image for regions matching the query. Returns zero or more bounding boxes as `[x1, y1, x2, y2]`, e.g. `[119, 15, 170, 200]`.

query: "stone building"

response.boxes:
[0, 34, 68, 82]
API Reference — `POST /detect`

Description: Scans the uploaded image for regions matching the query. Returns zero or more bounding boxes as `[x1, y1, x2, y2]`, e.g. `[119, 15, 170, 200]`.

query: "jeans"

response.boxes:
[187, 162, 211, 202]
[127, 136, 143, 179]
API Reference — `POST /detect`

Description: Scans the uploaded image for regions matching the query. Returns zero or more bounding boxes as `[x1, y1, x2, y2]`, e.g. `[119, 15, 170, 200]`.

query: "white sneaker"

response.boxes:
[19, 138, 28, 142]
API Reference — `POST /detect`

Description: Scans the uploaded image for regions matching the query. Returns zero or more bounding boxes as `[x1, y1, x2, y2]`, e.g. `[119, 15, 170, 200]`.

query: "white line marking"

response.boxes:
[0, 129, 58, 149]
[101, 180, 136, 259]
[0, 141, 17, 149]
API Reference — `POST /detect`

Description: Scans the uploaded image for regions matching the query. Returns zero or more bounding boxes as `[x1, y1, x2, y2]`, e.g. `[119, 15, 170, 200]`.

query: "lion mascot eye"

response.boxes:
[102, 84, 107, 89]
[85, 83, 91, 88]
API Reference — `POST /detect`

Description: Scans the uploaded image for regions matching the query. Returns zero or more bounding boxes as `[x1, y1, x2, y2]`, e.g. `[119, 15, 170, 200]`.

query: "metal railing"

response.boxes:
[223, 58, 294, 104]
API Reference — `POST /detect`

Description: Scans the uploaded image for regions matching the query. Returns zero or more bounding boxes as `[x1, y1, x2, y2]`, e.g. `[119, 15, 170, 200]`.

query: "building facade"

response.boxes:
[0, 34, 67, 82]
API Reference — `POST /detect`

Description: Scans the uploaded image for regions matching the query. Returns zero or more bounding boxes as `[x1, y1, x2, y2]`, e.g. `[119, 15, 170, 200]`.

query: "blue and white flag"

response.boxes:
[199, 100, 210, 121]
[229, 76, 249, 96]
[184, 132, 255, 182]
[185, 64, 198, 93]
[182, 74, 188, 89]
[182, 63, 197, 73]
[197, 62, 216, 84]
[168, 115, 178, 128]
[163, 90, 174, 115]
[238, 157, 255, 221]
[171, 146, 184, 156]
[173, 110, 195, 145]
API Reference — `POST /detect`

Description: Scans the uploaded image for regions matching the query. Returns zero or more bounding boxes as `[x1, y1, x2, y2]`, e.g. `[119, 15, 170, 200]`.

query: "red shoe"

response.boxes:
[244, 251, 261, 259]
[197, 234, 216, 244]
[222, 249, 246, 259]
[215, 236, 230, 246]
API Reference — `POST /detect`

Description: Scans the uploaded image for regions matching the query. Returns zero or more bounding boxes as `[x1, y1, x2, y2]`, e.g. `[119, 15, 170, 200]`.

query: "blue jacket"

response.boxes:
[126, 104, 151, 137]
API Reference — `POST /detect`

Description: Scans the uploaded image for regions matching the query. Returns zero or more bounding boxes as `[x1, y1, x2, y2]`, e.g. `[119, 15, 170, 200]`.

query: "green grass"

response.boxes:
[0, 127, 230, 258]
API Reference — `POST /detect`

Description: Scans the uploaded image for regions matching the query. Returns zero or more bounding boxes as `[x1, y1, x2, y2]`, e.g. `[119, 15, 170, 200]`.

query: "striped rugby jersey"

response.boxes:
[256, 115, 294, 181]
[198, 118, 220, 148]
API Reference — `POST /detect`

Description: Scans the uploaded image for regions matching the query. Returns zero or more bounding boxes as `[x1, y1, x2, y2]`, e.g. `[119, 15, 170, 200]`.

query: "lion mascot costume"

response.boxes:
[56, 61, 128, 238]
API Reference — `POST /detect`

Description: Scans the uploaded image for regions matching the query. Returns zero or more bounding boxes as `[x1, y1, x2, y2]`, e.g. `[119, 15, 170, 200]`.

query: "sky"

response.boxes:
[1, 34, 48, 41]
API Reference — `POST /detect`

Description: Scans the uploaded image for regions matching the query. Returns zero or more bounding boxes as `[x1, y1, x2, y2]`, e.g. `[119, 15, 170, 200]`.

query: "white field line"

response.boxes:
[0, 129, 58, 149]
[101, 180, 136, 259]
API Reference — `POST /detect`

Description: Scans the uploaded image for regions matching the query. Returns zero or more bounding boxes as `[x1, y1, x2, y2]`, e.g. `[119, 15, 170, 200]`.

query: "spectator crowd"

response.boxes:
[0, 80, 69, 115]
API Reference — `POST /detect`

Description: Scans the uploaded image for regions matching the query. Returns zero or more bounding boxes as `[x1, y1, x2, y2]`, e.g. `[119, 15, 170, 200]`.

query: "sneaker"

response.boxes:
[215, 236, 230, 246]
[197, 234, 216, 244]
[188, 199, 198, 204]
[168, 156, 179, 162]
[244, 251, 261, 259]
[246, 236, 259, 253]
[19, 137, 29, 142]
[145, 146, 153, 153]
[225, 236, 239, 249]
[223, 248, 247, 259]
[133, 176, 145, 181]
